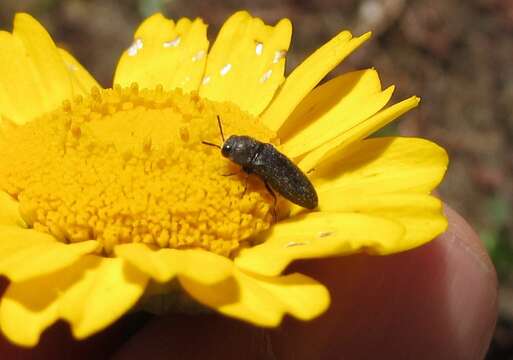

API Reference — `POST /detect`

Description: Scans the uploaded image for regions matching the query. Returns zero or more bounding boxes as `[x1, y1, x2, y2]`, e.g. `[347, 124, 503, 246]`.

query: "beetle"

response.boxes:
[202, 116, 318, 211]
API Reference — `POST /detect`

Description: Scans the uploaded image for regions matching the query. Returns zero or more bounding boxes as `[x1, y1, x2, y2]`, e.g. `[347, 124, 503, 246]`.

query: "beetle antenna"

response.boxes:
[201, 141, 221, 149]
[216, 115, 226, 142]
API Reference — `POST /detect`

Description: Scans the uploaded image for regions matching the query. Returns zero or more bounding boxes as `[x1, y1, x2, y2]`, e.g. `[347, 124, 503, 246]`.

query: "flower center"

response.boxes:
[0, 85, 278, 256]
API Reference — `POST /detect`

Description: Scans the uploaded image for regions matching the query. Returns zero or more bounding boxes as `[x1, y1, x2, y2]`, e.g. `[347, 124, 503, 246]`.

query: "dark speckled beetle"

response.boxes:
[202, 116, 318, 210]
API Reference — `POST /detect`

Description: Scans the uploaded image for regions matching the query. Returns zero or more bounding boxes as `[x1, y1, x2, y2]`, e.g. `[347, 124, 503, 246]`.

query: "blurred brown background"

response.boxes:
[0, 0, 512, 357]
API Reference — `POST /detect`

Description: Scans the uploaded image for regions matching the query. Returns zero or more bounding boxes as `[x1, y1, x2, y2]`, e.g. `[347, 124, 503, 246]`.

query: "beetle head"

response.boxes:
[221, 135, 259, 166]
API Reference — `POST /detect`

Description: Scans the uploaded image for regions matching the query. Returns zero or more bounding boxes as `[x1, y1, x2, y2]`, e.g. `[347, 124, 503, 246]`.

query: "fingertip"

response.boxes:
[270, 204, 498, 359]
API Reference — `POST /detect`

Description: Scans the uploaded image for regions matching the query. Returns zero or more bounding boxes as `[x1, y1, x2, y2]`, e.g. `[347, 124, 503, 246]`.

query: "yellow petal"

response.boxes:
[0, 225, 98, 282]
[318, 192, 448, 252]
[0, 255, 147, 345]
[313, 137, 448, 195]
[235, 213, 404, 276]
[278, 69, 382, 138]
[0, 274, 62, 347]
[298, 96, 420, 171]
[261, 31, 371, 132]
[0, 13, 73, 125]
[58, 48, 101, 95]
[0, 192, 25, 227]
[177, 249, 234, 285]
[246, 271, 330, 321]
[199, 11, 292, 116]
[180, 268, 329, 326]
[114, 13, 209, 92]
[114, 243, 180, 282]
[60, 257, 148, 339]
[115, 243, 232, 284]
[280, 80, 394, 158]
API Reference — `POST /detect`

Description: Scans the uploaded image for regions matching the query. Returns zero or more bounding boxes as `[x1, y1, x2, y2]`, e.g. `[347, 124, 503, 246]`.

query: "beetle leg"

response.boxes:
[241, 173, 250, 197]
[221, 172, 240, 176]
[222, 171, 250, 197]
[264, 181, 277, 222]
[222, 165, 252, 177]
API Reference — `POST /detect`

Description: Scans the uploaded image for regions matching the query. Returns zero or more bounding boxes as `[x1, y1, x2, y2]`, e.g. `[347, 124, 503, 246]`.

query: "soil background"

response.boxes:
[1, 0, 512, 358]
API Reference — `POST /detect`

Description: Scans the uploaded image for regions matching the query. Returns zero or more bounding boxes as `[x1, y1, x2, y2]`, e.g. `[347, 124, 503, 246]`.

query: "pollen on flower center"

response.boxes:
[0, 85, 277, 256]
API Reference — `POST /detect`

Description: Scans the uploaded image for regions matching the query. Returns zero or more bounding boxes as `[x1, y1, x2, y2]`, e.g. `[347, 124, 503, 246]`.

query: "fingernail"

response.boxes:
[443, 205, 498, 359]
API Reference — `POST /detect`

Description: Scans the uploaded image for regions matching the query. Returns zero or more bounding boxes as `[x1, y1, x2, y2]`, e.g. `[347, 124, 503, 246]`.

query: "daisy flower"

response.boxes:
[0, 11, 448, 347]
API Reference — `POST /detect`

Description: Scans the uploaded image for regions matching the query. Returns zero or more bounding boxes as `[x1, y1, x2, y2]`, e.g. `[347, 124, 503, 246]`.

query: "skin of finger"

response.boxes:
[111, 206, 498, 360]
[112, 314, 274, 360]
[269, 205, 498, 360]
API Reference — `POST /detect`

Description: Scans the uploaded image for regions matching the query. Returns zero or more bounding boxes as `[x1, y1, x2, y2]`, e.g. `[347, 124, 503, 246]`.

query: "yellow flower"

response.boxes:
[0, 11, 448, 347]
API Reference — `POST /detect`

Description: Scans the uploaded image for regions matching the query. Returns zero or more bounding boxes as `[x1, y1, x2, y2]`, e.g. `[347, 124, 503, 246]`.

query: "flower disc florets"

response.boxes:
[0, 85, 277, 256]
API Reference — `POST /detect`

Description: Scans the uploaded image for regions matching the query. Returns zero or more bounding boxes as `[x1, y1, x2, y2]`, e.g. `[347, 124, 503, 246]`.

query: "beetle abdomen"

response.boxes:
[251, 144, 318, 209]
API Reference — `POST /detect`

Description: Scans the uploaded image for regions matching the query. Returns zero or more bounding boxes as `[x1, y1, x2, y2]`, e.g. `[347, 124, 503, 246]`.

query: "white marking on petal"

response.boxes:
[202, 75, 211, 85]
[127, 38, 143, 56]
[163, 36, 181, 48]
[318, 231, 333, 238]
[273, 49, 287, 63]
[181, 76, 191, 86]
[255, 41, 264, 56]
[285, 241, 308, 248]
[127, 47, 138, 56]
[260, 69, 273, 83]
[220, 63, 232, 76]
[66, 63, 78, 72]
[192, 50, 206, 62]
